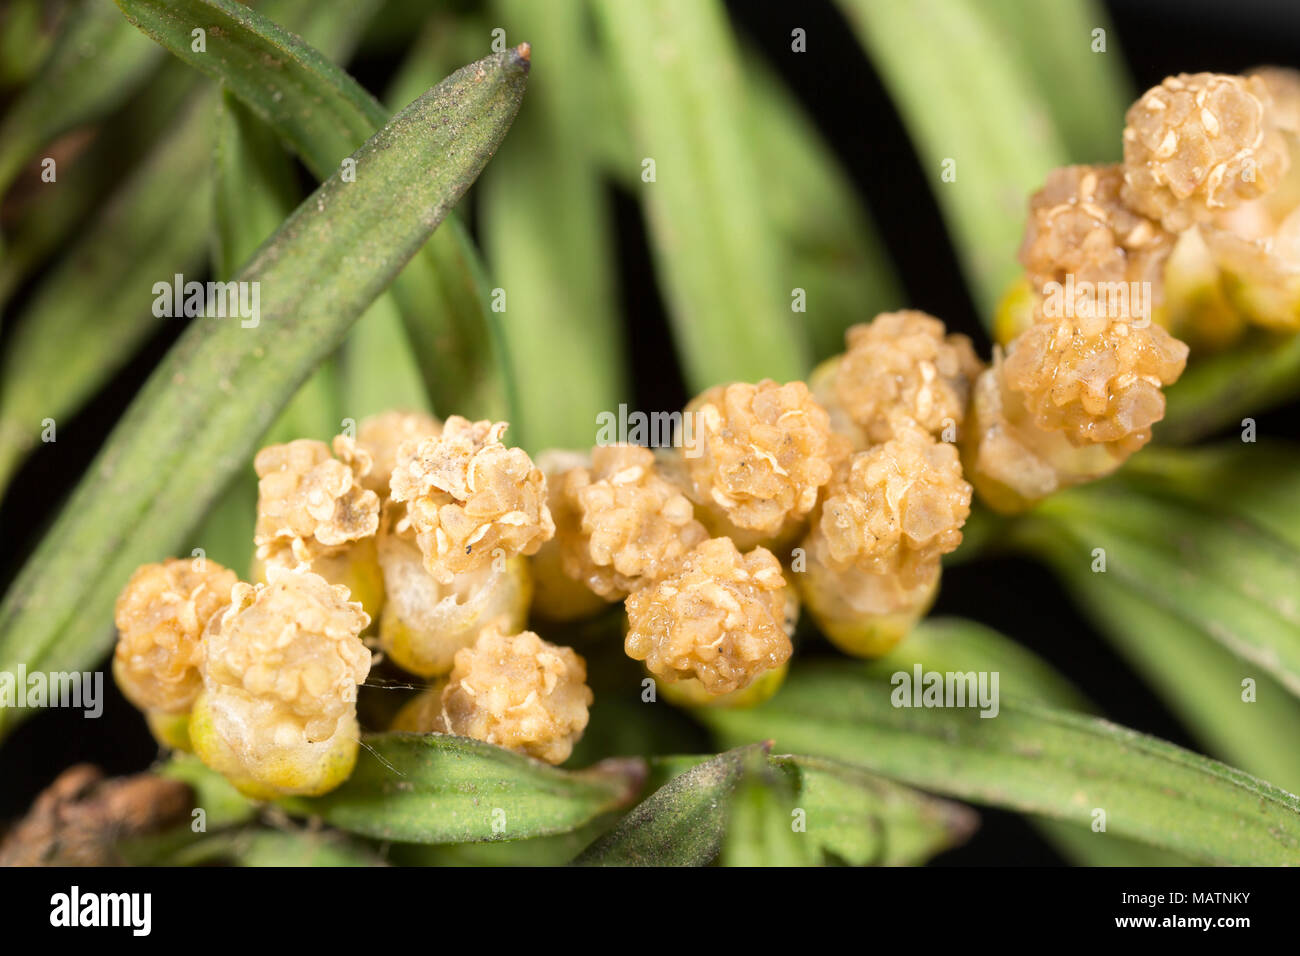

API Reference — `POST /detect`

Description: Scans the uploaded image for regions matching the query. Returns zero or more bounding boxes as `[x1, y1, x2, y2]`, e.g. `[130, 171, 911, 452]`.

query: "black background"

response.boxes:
[2, 0, 1299, 865]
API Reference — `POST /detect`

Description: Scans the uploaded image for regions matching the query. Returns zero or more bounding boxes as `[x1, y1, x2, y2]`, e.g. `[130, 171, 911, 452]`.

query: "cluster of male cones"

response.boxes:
[112, 68, 1300, 798]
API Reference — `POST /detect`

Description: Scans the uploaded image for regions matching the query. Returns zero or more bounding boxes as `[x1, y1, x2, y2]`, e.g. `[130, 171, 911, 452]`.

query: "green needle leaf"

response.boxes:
[338, 294, 430, 420]
[744, 53, 901, 363]
[1159, 331, 1300, 444]
[209, 87, 344, 451]
[1122, 443, 1300, 546]
[126, 823, 386, 867]
[0, 0, 162, 196]
[978, 0, 1131, 163]
[115, 0, 511, 421]
[177, 828, 387, 867]
[720, 749, 814, 867]
[190, 87, 339, 576]
[834, 0, 1068, 320]
[388, 820, 613, 866]
[115, 0, 374, 181]
[210, 90, 300, 282]
[481, 0, 629, 452]
[1033, 476, 1300, 699]
[1045, 563, 1300, 796]
[574, 744, 764, 866]
[0, 0, 67, 89]
[592, 0, 812, 389]
[158, 754, 256, 831]
[281, 734, 646, 844]
[876, 617, 1091, 711]
[1017, 444, 1300, 793]
[874, 618, 1194, 865]
[0, 95, 213, 493]
[0, 47, 530, 739]
[576, 744, 976, 866]
[785, 754, 977, 867]
[0, 0, 379, 493]
[699, 661, 1300, 865]
[0, 58, 199, 309]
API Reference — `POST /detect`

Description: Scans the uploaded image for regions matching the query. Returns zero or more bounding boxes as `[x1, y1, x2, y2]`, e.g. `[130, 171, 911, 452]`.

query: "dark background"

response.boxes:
[3, 0, 1299, 864]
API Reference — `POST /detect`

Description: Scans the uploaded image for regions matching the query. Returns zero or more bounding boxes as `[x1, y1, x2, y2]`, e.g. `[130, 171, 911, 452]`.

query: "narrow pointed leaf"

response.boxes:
[0, 0, 376, 490]
[114, 0, 375, 179]
[876, 619, 1194, 865]
[1159, 331, 1300, 444]
[179, 828, 387, 867]
[0, 59, 199, 308]
[157, 754, 256, 831]
[0, 96, 212, 492]
[0, 0, 162, 195]
[115, 0, 510, 419]
[699, 661, 1300, 865]
[592, 0, 811, 388]
[720, 750, 814, 866]
[577, 745, 975, 867]
[1016, 445, 1300, 792]
[382, 13, 487, 115]
[979, 0, 1131, 162]
[834, 0, 1068, 319]
[0, 48, 530, 738]
[191, 88, 336, 575]
[1033, 478, 1300, 698]
[280, 734, 646, 844]
[745, 54, 900, 362]
[1122, 443, 1300, 548]
[389, 819, 613, 866]
[209, 86, 343, 450]
[210, 90, 299, 281]
[785, 755, 977, 866]
[574, 744, 763, 866]
[875, 617, 1090, 711]
[481, 0, 628, 452]
[339, 295, 430, 420]
[0, 0, 66, 89]
[1039, 555, 1300, 795]
[127, 825, 385, 867]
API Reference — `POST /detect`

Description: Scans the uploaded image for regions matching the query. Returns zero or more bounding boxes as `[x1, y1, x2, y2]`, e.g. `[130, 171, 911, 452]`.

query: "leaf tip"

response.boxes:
[586, 756, 649, 808]
[514, 42, 531, 70]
